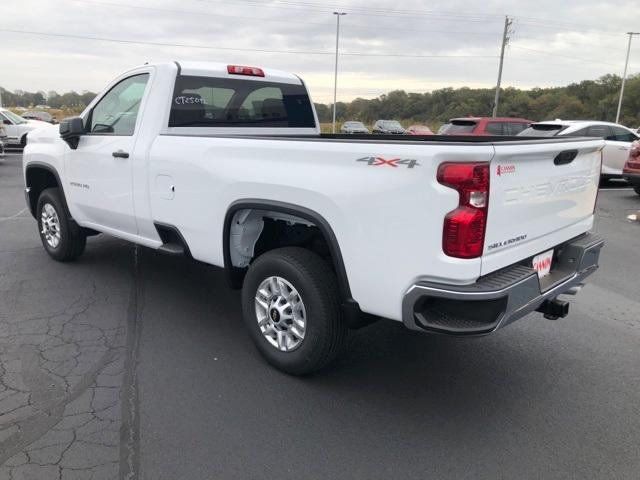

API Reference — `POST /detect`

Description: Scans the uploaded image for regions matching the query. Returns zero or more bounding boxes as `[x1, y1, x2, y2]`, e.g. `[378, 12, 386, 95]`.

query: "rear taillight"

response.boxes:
[227, 65, 265, 77]
[623, 141, 640, 172]
[437, 162, 490, 258]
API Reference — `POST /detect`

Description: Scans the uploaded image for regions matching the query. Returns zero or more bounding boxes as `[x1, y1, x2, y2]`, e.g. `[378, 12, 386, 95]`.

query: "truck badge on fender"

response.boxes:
[356, 157, 420, 168]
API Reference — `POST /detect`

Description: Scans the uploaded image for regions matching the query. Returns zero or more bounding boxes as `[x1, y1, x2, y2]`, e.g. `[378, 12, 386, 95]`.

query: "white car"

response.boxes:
[23, 62, 604, 374]
[519, 120, 639, 179]
[0, 108, 50, 148]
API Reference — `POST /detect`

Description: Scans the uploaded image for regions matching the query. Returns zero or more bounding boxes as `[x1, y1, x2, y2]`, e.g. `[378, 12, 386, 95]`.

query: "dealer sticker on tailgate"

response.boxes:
[532, 249, 554, 278]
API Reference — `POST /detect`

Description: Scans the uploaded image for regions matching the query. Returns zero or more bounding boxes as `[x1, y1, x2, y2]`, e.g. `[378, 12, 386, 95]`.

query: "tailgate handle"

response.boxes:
[554, 149, 578, 165]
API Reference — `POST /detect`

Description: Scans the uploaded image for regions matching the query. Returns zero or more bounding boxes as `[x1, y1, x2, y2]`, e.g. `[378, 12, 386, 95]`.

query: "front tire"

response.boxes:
[37, 188, 86, 262]
[241, 247, 347, 375]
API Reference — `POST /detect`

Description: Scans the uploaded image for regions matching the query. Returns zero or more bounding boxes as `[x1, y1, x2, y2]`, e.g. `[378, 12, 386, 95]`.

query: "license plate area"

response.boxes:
[532, 249, 554, 278]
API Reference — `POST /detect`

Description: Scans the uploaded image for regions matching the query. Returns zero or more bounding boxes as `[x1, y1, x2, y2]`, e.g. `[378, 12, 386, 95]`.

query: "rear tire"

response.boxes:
[241, 247, 347, 375]
[634, 185, 640, 196]
[37, 188, 86, 262]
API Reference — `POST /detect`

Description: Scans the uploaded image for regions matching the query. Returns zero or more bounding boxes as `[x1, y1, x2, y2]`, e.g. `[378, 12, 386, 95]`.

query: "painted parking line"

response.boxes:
[0, 208, 28, 222]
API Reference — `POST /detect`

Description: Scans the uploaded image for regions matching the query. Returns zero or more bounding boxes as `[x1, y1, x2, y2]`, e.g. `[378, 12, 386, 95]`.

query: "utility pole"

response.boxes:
[332, 12, 346, 133]
[492, 16, 513, 118]
[615, 32, 639, 124]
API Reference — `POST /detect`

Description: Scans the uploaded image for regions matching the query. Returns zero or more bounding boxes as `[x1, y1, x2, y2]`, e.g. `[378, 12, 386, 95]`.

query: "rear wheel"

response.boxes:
[37, 188, 86, 262]
[241, 247, 347, 375]
[634, 185, 640, 196]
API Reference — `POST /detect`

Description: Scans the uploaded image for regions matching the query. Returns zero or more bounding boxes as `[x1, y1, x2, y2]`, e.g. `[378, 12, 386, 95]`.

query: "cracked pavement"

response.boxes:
[1, 152, 640, 479]
[1, 153, 138, 480]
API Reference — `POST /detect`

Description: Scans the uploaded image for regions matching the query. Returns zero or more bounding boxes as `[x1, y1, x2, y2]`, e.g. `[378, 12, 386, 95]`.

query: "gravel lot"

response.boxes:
[1, 151, 639, 480]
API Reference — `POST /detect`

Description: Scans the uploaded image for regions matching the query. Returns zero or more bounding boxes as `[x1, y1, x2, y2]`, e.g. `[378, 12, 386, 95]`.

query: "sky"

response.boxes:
[1, 0, 639, 103]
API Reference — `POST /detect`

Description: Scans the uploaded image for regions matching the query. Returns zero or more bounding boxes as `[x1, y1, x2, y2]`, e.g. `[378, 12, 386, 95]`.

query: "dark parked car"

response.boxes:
[372, 120, 405, 134]
[439, 117, 532, 136]
[340, 121, 369, 134]
[22, 110, 56, 124]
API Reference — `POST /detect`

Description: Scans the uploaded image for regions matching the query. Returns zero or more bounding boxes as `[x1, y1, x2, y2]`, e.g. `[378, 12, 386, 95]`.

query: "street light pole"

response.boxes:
[615, 32, 639, 124]
[332, 12, 346, 133]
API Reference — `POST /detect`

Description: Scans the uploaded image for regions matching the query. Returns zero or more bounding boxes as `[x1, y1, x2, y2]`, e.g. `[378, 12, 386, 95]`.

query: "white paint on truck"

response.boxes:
[23, 61, 604, 373]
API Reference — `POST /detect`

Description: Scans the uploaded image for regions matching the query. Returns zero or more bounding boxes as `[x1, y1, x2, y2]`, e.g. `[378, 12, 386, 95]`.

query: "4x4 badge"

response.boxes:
[356, 157, 420, 168]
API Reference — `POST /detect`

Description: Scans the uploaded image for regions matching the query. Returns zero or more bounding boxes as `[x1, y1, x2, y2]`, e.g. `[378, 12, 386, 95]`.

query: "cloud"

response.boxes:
[1, 0, 639, 101]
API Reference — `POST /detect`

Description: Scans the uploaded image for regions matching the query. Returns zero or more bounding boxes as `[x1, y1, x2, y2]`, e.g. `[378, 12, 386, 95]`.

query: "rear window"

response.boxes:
[440, 120, 477, 134]
[169, 75, 315, 128]
[518, 124, 567, 137]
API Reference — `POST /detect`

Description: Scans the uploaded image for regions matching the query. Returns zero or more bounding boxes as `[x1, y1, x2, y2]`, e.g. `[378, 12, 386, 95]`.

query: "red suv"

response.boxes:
[438, 117, 532, 136]
[622, 140, 640, 195]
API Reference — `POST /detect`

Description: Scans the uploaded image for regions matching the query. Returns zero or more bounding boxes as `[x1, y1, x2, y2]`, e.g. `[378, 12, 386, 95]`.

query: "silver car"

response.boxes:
[340, 121, 369, 134]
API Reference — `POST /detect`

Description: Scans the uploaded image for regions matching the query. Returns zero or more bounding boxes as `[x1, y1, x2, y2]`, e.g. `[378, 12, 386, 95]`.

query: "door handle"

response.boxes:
[619, 147, 629, 151]
[112, 150, 129, 158]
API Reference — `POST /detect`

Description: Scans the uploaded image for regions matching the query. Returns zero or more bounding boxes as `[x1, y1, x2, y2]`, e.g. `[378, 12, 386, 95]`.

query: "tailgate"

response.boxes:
[481, 139, 602, 275]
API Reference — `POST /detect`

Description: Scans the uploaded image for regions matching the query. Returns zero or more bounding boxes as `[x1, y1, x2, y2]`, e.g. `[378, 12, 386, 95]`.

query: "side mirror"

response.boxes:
[59, 117, 84, 149]
[3, 119, 11, 125]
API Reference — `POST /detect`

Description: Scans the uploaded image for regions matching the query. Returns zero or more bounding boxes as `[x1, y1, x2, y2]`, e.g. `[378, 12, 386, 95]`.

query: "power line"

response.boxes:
[66, 0, 499, 37]
[188, 0, 505, 22]
[514, 20, 623, 38]
[0, 29, 498, 58]
[510, 44, 627, 68]
[212, 0, 502, 19]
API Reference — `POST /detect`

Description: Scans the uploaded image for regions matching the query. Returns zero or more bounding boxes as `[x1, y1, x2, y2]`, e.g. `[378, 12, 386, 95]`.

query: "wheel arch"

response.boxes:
[24, 162, 68, 219]
[223, 199, 354, 303]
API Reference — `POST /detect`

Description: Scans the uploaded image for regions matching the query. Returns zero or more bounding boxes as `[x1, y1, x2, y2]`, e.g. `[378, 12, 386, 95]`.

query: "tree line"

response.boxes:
[314, 73, 640, 128]
[2, 73, 639, 127]
[0, 89, 97, 110]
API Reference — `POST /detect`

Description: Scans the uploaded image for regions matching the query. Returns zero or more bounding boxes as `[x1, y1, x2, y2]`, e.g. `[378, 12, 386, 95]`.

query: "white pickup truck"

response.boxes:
[23, 62, 604, 374]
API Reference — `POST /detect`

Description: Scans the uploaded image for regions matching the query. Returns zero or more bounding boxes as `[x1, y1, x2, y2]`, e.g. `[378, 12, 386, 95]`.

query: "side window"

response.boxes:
[88, 74, 149, 135]
[586, 125, 612, 139]
[485, 122, 503, 135]
[608, 126, 637, 142]
[507, 123, 528, 135]
[569, 127, 589, 137]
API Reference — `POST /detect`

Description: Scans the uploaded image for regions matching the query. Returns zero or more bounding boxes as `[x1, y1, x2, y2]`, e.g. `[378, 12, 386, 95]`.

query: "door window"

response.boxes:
[607, 126, 637, 142]
[485, 122, 503, 135]
[88, 74, 149, 135]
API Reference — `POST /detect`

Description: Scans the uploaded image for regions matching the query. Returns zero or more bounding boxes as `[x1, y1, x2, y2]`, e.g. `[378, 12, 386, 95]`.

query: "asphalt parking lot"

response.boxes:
[1, 151, 639, 479]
